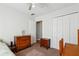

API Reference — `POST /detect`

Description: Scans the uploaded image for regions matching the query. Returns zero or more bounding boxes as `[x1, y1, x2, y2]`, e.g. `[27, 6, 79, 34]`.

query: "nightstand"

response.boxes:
[40, 38, 50, 49]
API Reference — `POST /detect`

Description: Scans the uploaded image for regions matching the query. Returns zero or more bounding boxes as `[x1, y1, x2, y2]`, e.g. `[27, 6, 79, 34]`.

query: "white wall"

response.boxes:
[28, 17, 36, 44]
[0, 5, 33, 45]
[35, 4, 79, 49]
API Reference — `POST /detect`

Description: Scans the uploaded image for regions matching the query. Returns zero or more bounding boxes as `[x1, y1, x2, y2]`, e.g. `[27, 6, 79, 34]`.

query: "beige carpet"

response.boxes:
[25, 49, 45, 56]
[15, 43, 59, 56]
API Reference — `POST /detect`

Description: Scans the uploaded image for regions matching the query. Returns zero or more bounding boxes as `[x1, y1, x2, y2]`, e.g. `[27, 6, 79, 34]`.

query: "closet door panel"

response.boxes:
[69, 13, 79, 44]
[42, 19, 52, 38]
[62, 15, 70, 43]
[49, 19, 54, 48]
[57, 17, 63, 49]
[52, 18, 58, 49]
[76, 13, 79, 44]
[57, 17, 63, 40]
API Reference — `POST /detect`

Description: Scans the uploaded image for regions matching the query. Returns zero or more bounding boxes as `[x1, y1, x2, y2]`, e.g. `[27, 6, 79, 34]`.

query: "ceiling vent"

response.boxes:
[31, 13, 35, 16]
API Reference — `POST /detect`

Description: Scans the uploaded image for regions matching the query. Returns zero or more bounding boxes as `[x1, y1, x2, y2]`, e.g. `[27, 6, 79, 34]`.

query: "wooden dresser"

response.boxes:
[14, 35, 31, 51]
[40, 38, 50, 49]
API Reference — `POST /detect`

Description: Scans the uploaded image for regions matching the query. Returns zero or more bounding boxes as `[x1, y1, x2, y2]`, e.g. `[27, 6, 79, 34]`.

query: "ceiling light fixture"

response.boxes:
[28, 3, 35, 10]
[32, 3, 35, 8]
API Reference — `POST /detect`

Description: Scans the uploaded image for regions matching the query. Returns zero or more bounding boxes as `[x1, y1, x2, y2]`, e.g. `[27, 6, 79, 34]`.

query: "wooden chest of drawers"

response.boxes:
[40, 38, 50, 49]
[15, 35, 31, 51]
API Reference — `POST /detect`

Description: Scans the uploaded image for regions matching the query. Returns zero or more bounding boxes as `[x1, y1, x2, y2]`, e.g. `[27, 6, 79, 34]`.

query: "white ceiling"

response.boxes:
[0, 3, 76, 17]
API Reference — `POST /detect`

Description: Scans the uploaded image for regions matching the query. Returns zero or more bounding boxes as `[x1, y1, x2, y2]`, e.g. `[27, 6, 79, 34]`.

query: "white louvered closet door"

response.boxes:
[57, 17, 63, 49]
[69, 13, 79, 44]
[62, 13, 79, 44]
[62, 15, 70, 43]
[52, 18, 58, 49]
[52, 12, 79, 49]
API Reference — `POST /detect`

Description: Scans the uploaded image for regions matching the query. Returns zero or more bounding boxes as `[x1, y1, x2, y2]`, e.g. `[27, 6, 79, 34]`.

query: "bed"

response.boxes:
[0, 40, 15, 56]
[59, 29, 79, 56]
[59, 38, 79, 56]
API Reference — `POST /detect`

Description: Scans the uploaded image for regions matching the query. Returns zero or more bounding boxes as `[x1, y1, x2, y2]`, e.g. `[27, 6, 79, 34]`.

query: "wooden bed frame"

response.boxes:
[59, 29, 79, 56]
[78, 29, 79, 46]
[59, 38, 64, 56]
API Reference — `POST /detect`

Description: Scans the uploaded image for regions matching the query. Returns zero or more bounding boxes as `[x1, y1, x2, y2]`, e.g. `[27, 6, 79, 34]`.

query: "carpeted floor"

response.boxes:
[15, 43, 59, 56]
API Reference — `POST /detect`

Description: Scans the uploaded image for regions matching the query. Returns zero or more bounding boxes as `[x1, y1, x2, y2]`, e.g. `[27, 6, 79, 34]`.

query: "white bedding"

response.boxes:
[0, 42, 15, 56]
